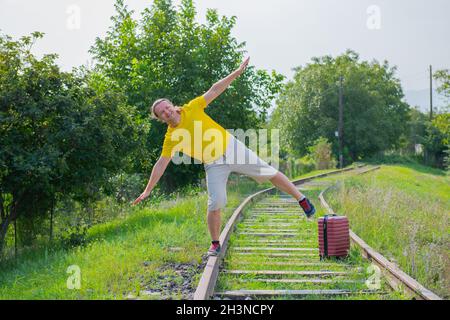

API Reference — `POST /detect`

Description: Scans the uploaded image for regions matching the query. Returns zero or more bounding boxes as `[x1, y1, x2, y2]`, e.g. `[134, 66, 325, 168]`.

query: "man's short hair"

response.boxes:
[150, 98, 172, 122]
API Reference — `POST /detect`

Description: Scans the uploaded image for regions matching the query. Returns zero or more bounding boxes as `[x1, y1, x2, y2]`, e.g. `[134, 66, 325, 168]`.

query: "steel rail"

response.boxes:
[193, 167, 354, 300]
[318, 166, 442, 300]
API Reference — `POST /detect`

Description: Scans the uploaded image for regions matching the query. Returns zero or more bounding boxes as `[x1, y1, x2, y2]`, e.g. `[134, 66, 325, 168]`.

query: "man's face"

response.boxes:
[154, 100, 177, 123]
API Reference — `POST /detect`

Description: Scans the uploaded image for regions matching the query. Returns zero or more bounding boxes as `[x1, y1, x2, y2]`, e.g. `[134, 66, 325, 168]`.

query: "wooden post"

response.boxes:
[338, 76, 344, 169]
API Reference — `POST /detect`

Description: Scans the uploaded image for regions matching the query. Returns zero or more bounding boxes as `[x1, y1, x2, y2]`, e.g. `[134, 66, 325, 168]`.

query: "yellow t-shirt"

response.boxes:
[160, 96, 230, 164]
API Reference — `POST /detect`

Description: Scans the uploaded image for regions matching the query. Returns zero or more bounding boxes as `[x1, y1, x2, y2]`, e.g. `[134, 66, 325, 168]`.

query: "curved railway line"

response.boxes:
[194, 166, 442, 300]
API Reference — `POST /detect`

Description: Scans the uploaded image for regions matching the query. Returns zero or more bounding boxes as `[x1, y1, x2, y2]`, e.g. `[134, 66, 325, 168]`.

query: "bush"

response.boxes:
[58, 222, 89, 249]
[365, 152, 420, 165]
[282, 156, 316, 179]
[308, 137, 337, 170]
[105, 173, 147, 204]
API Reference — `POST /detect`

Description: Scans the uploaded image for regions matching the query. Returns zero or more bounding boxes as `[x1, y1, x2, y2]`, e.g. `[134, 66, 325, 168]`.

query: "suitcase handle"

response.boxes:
[323, 214, 338, 258]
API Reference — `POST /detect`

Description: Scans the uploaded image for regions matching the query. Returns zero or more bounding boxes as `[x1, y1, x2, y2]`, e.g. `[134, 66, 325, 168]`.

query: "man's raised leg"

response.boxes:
[269, 171, 316, 218]
[269, 171, 304, 200]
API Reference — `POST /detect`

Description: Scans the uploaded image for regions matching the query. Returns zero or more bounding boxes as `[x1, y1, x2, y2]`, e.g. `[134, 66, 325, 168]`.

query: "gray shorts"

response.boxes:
[204, 134, 278, 211]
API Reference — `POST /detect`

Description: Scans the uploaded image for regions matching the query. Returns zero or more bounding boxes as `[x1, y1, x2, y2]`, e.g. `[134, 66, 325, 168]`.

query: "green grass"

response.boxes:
[0, 176, 257, 299]
[326, 163, 450, 298]
[0, 195, 209, 299]
[0, 169, 329, 299]
[291, 168, 337, 180]
[3, 165, 436, 300]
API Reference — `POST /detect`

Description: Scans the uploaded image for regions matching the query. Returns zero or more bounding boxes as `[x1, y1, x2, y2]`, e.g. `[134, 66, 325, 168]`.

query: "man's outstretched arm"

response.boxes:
[132, 156, 171, 205]
[203, 57, 250, 105]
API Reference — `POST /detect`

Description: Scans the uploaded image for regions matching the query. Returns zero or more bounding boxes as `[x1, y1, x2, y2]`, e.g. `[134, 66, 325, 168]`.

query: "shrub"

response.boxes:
[308, 137, 337, 170]
[282, 156, 316, 179]
[58, 222, 89, 249]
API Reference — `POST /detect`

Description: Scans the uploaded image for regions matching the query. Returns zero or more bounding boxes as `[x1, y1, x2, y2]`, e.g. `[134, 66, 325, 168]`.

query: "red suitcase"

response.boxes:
[318, 214, 350, 258]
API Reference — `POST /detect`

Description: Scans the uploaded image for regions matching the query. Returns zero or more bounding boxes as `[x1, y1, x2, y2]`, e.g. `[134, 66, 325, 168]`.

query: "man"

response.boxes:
[132, 57, 315, 256]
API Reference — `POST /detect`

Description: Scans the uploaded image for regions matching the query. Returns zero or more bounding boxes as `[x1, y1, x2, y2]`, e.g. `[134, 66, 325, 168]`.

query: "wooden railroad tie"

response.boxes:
[234, 252, 320, 258]
[231, 261, 348, 267]
[214, 289, 383, 298]
[238, 232, 299, 237]
[233, 247, 317, 252]
[237, 279, 363, 284]
[223, 270, 351, 276]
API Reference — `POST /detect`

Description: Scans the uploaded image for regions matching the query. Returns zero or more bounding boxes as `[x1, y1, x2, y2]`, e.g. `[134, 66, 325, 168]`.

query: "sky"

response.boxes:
[1, 0, 449, 110]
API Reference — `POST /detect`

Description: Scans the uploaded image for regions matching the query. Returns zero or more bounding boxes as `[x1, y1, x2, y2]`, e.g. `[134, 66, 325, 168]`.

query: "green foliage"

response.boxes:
[104, 173, 147, 204]
[365, 152, 422, 166]
[90, 0, 284, 191]
[0, 32, 144, 255]
[308, 137, 337, 170]
[404, 107, 428, 152]
[434, 69, 450, 100]
[281, 137, 337, 178]
[431, 112, 450, 148]
[270, 50, 410, 164]
[431, 69, 450, 170]
[423, 119, 448, 169]
[58, 222, 89, 249]
[281, 156, 316, 179]
[393, 104, 449, 169]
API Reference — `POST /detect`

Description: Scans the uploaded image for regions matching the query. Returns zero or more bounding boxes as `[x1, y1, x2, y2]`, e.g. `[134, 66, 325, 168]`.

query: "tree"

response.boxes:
[90, 0, 284, 191]
[270, 50, 410, 163]
[434, 69, 450, 101]
[0, 32, 143, 255]
[404, 107, 428, 154]
[399, 106, 448, 169]
[423, 114, 448, 168]
[422, 69, 450, 169]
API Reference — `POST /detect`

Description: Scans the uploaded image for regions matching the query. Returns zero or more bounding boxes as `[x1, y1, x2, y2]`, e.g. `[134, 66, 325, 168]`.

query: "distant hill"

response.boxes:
[404, 89, 448, 112]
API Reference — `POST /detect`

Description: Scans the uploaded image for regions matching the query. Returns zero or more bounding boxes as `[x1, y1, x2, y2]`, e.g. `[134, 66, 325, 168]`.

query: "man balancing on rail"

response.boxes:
[132, 57, 315, 257]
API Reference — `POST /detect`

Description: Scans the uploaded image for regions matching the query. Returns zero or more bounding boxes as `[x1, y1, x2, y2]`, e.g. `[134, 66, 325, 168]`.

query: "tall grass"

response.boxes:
[327, 164, 449, 298]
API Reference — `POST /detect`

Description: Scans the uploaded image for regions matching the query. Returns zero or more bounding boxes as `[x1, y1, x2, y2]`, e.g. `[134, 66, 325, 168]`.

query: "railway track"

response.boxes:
[194, 166, 442, 300]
